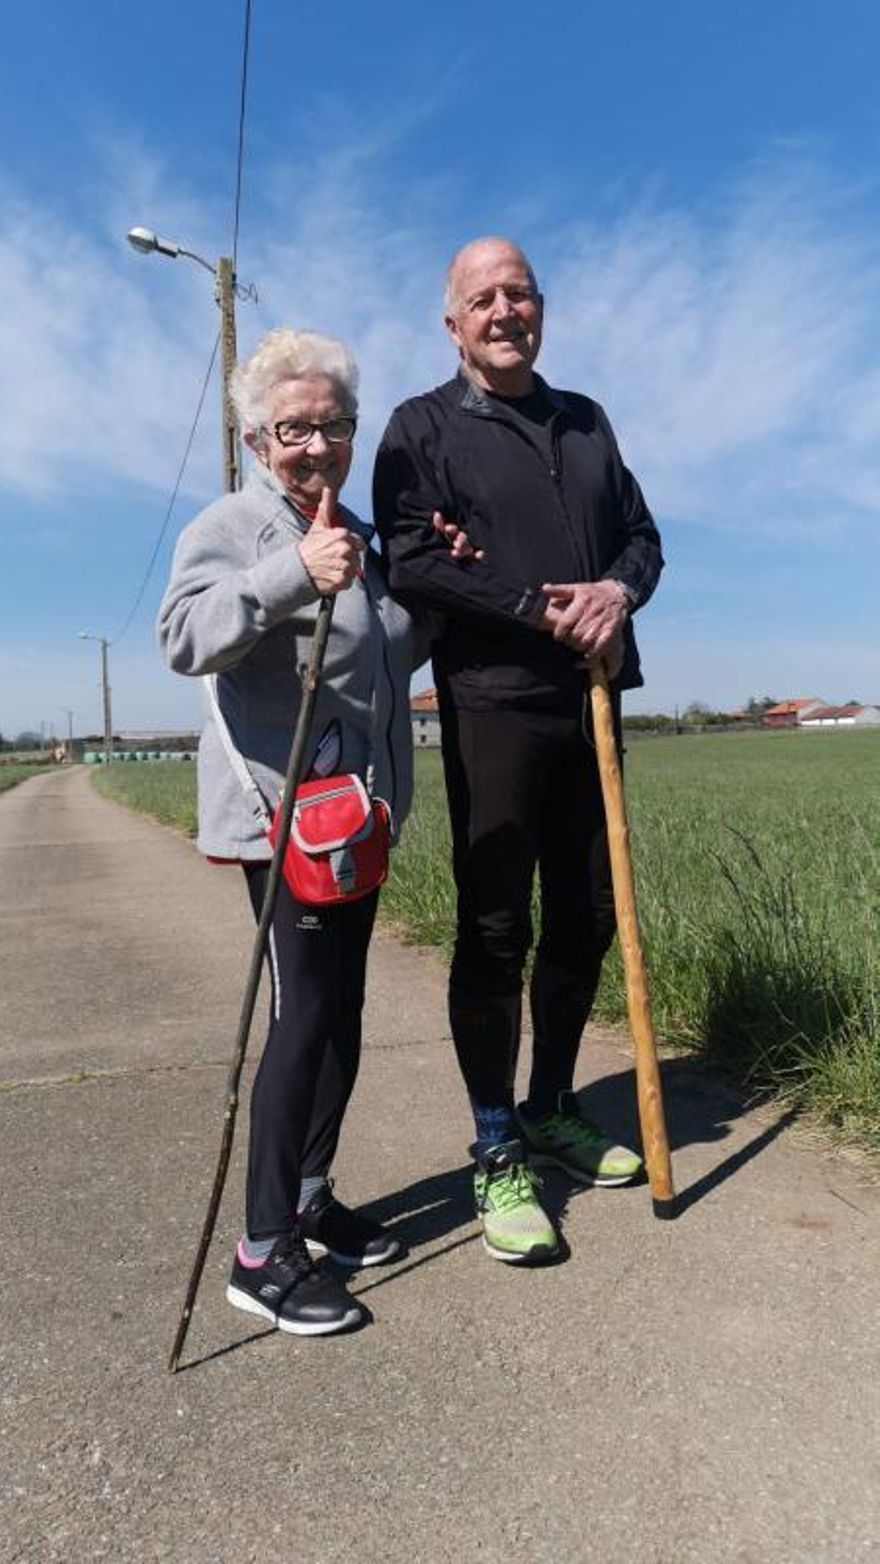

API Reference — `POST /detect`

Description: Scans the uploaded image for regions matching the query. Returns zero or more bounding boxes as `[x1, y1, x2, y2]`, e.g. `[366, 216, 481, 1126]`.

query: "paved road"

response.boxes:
[1, 768, 878, 1563]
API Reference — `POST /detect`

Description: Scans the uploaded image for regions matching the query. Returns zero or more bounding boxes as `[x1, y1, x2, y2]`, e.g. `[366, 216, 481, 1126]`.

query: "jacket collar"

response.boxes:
[455, 368, 566, 417]
[242, 461, 373, 543]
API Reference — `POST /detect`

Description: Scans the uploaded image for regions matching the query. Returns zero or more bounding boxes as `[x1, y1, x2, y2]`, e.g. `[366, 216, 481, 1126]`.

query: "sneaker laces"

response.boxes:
[271, 1230, 314, 1281]
[540, 1110, 606, 1147]
[482, 1160, 541, 1211]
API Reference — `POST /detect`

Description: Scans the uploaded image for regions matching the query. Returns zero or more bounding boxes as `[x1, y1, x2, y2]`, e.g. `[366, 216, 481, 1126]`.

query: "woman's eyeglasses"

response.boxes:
[266, 417, 357, 447]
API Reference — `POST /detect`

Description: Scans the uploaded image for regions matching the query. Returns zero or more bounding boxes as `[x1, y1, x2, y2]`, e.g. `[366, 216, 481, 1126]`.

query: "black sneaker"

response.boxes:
[298, 1183, 405, 1267]
[226, 1231, 364, 1336]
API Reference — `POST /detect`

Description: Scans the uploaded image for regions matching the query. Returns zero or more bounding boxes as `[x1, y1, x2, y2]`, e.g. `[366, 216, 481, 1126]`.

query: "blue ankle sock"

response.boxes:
[471, 1100, 517, 1158]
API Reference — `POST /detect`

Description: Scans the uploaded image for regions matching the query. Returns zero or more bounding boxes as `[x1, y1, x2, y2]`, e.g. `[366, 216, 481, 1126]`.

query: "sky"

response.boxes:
[1, 0, 879, 738]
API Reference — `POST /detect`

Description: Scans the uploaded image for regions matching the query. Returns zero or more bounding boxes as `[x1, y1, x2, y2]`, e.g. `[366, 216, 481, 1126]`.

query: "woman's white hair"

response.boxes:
[230, 327, 359, 432]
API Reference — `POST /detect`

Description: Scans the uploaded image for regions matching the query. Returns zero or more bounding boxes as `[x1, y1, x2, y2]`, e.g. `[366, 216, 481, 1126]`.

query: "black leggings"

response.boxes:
[243, 865, 378, 1240]
[439, 697, 620, 1109]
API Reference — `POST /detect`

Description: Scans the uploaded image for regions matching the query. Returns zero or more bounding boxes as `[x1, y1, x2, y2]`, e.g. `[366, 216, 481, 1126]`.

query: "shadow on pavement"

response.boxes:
[356, 1054, 797, 1258]
[572, 1057, 798, 1218]
[177, 1057, 796, 1367]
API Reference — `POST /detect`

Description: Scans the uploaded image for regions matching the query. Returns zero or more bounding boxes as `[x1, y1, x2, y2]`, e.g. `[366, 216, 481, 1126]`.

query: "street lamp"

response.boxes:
[126, 225, 241, 494]
[78, 634, 113, 765]
[60, 707, 74, 760]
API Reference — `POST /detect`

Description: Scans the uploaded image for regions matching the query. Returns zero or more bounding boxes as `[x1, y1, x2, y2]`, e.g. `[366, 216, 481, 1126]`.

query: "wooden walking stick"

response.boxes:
[589, 661, 675, 1218]
[168, 596, 335, 1373]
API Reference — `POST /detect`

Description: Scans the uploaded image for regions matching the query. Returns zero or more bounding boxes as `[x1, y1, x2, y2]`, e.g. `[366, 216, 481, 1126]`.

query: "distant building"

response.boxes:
[411, 688, 441, 748]
[761, 698, 825, 729]
[117, 729, 201, 747]
[800, 703, 880, 729]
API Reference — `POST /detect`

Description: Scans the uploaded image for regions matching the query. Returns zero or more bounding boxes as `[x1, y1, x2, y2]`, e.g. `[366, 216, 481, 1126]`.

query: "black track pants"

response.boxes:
[440, 698, 619, 1108]
[243, 865, 378, 1241]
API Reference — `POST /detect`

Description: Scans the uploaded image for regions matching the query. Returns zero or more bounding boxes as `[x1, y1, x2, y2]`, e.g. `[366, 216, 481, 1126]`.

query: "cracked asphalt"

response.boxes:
[1, 766, 878, 1563]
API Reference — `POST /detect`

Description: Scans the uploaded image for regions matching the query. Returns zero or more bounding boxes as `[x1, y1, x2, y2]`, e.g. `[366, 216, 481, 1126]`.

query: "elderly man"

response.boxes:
[373, 237, 663, 1263]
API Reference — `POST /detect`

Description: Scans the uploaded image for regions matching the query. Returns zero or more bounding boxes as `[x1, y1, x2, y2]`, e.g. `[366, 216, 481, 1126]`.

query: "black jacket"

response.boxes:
[373, 372, 663, 711]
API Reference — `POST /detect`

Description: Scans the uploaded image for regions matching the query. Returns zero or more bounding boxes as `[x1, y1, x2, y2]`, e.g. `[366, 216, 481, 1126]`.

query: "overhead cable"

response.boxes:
[112, 334, 220, 645]
[231, 0, 252, 269]
[112, 0, 254, 642]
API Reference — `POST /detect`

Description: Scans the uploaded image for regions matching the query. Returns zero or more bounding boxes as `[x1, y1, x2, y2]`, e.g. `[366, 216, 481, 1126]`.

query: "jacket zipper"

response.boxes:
[362, 559, 397, 814]
[549, 415, 594, 578]
[467, 401, 591, 580]
[380, 623, 397, 813]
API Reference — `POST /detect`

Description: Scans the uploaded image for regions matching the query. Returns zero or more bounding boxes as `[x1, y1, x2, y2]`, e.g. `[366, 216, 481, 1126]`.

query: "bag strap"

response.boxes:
[205, 560, 388, 817]
[204, 674, 273, 832]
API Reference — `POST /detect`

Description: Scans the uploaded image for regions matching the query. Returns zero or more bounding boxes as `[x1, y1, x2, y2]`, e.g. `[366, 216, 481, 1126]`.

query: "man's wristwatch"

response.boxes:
[610, 580, 637, 615]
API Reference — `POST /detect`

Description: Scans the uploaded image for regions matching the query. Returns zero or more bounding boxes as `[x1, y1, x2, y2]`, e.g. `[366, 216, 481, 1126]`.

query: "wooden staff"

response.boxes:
[168, 597, 335, 1373]
[589, 662, 675, 1217]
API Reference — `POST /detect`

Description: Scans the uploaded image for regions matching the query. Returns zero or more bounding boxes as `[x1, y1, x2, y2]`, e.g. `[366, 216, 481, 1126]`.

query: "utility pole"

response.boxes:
[79, 634, 113, 765]
[100, 639, 113, 765]
[126, 229, 244, 495]
[217, 257, 241, 494]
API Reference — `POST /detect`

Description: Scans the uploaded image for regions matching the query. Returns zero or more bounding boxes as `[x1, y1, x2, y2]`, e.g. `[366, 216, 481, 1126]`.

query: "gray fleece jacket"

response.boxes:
[158, 463, 420, 861]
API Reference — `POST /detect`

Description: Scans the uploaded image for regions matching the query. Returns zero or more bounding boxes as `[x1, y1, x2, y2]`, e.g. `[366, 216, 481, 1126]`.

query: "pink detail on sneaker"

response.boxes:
[236, 1239, 266, 1269]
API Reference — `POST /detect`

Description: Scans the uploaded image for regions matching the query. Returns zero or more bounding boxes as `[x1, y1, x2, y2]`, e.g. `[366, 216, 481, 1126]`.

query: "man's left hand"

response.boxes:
[541, 580, 627, 658]
[433, 510, 485, 562]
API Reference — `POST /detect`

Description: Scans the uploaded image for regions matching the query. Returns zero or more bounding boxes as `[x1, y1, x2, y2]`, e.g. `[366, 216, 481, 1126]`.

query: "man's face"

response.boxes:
[444, 240, 543, 395]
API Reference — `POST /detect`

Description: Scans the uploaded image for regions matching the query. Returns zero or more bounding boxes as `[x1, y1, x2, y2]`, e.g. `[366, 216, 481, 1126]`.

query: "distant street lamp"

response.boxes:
[78, 634, 113, 765]
[126, 226, 242, 494]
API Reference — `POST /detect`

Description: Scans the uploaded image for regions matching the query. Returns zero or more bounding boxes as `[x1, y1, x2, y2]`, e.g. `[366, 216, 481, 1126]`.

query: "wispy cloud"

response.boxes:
[0, 147, 878, 551]
[0, 175, 207, 495]
[542, 161, 880, 535]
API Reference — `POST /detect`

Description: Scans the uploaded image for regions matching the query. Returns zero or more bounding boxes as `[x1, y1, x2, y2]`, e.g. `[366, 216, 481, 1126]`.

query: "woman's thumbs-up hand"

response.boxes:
[299, 486, 366, 594]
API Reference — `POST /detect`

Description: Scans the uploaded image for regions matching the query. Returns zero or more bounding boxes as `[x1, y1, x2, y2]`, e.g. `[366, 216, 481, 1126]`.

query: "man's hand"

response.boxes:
[593, 622, 626, 680]
[299, 486, 366, 594]
[540, 579, 628, 659]
[433, 510, 485, 562]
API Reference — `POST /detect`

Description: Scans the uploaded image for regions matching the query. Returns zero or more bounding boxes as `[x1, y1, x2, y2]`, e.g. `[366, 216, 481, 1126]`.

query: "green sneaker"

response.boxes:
[517, 1092, 643, 1187]
[474, 1139, 559, 1263]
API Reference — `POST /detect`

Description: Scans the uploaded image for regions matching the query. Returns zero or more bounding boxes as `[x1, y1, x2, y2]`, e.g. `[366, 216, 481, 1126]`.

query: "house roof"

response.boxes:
[763, 697, 824, 716]
[410, 688, 439, 713]
[802, 703, 864, 720]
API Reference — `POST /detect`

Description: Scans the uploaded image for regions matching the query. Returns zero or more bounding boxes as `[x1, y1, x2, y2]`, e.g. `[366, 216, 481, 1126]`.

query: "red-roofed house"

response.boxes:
[411, 687, 441, 747]
[800, 703, 880, 728]
[761, 698, 825, 729]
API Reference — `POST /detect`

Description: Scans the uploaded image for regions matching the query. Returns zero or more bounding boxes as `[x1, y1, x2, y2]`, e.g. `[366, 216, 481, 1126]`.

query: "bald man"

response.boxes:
[374, 237, 663, 1264]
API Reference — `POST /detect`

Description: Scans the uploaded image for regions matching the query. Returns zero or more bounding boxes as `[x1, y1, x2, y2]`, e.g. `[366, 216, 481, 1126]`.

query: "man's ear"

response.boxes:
[444, 311, 462, 352]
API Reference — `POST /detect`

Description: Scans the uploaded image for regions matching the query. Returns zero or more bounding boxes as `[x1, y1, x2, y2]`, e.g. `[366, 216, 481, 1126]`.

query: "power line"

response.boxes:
[112, 335, 220, 645]
[113, 1, 253, 643]
[231, 0, 252, 269]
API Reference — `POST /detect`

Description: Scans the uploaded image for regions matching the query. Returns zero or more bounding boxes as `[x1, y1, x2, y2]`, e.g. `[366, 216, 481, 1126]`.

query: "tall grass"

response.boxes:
[93, 732, 880, 1148]
[387, 732, 880, 1149]
[0, 763, 50, 795]
[91, 761, 198, 837]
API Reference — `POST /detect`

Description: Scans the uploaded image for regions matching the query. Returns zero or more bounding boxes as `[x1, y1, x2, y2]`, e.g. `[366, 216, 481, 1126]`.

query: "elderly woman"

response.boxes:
[159, 328, 463, 1337]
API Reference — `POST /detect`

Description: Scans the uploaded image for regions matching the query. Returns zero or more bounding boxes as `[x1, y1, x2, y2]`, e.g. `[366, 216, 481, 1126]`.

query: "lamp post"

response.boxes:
[79, 634, 113, 765]
[126, 226, 241, 494]
[60, 707, 74, 761]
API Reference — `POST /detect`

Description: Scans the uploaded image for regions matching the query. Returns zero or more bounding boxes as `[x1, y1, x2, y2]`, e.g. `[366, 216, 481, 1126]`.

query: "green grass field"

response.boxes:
[91, 760, 199, 837]
[92, 728, 880, 1150]
[0, 763, 51, 794]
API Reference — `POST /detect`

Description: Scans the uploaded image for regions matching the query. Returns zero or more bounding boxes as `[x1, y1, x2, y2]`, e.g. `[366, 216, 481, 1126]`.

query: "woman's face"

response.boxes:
[251, 374, 354, 510]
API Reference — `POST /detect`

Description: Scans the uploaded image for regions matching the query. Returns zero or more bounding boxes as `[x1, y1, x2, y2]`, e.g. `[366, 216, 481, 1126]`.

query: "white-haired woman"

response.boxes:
[159, 328, 471, 1338]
